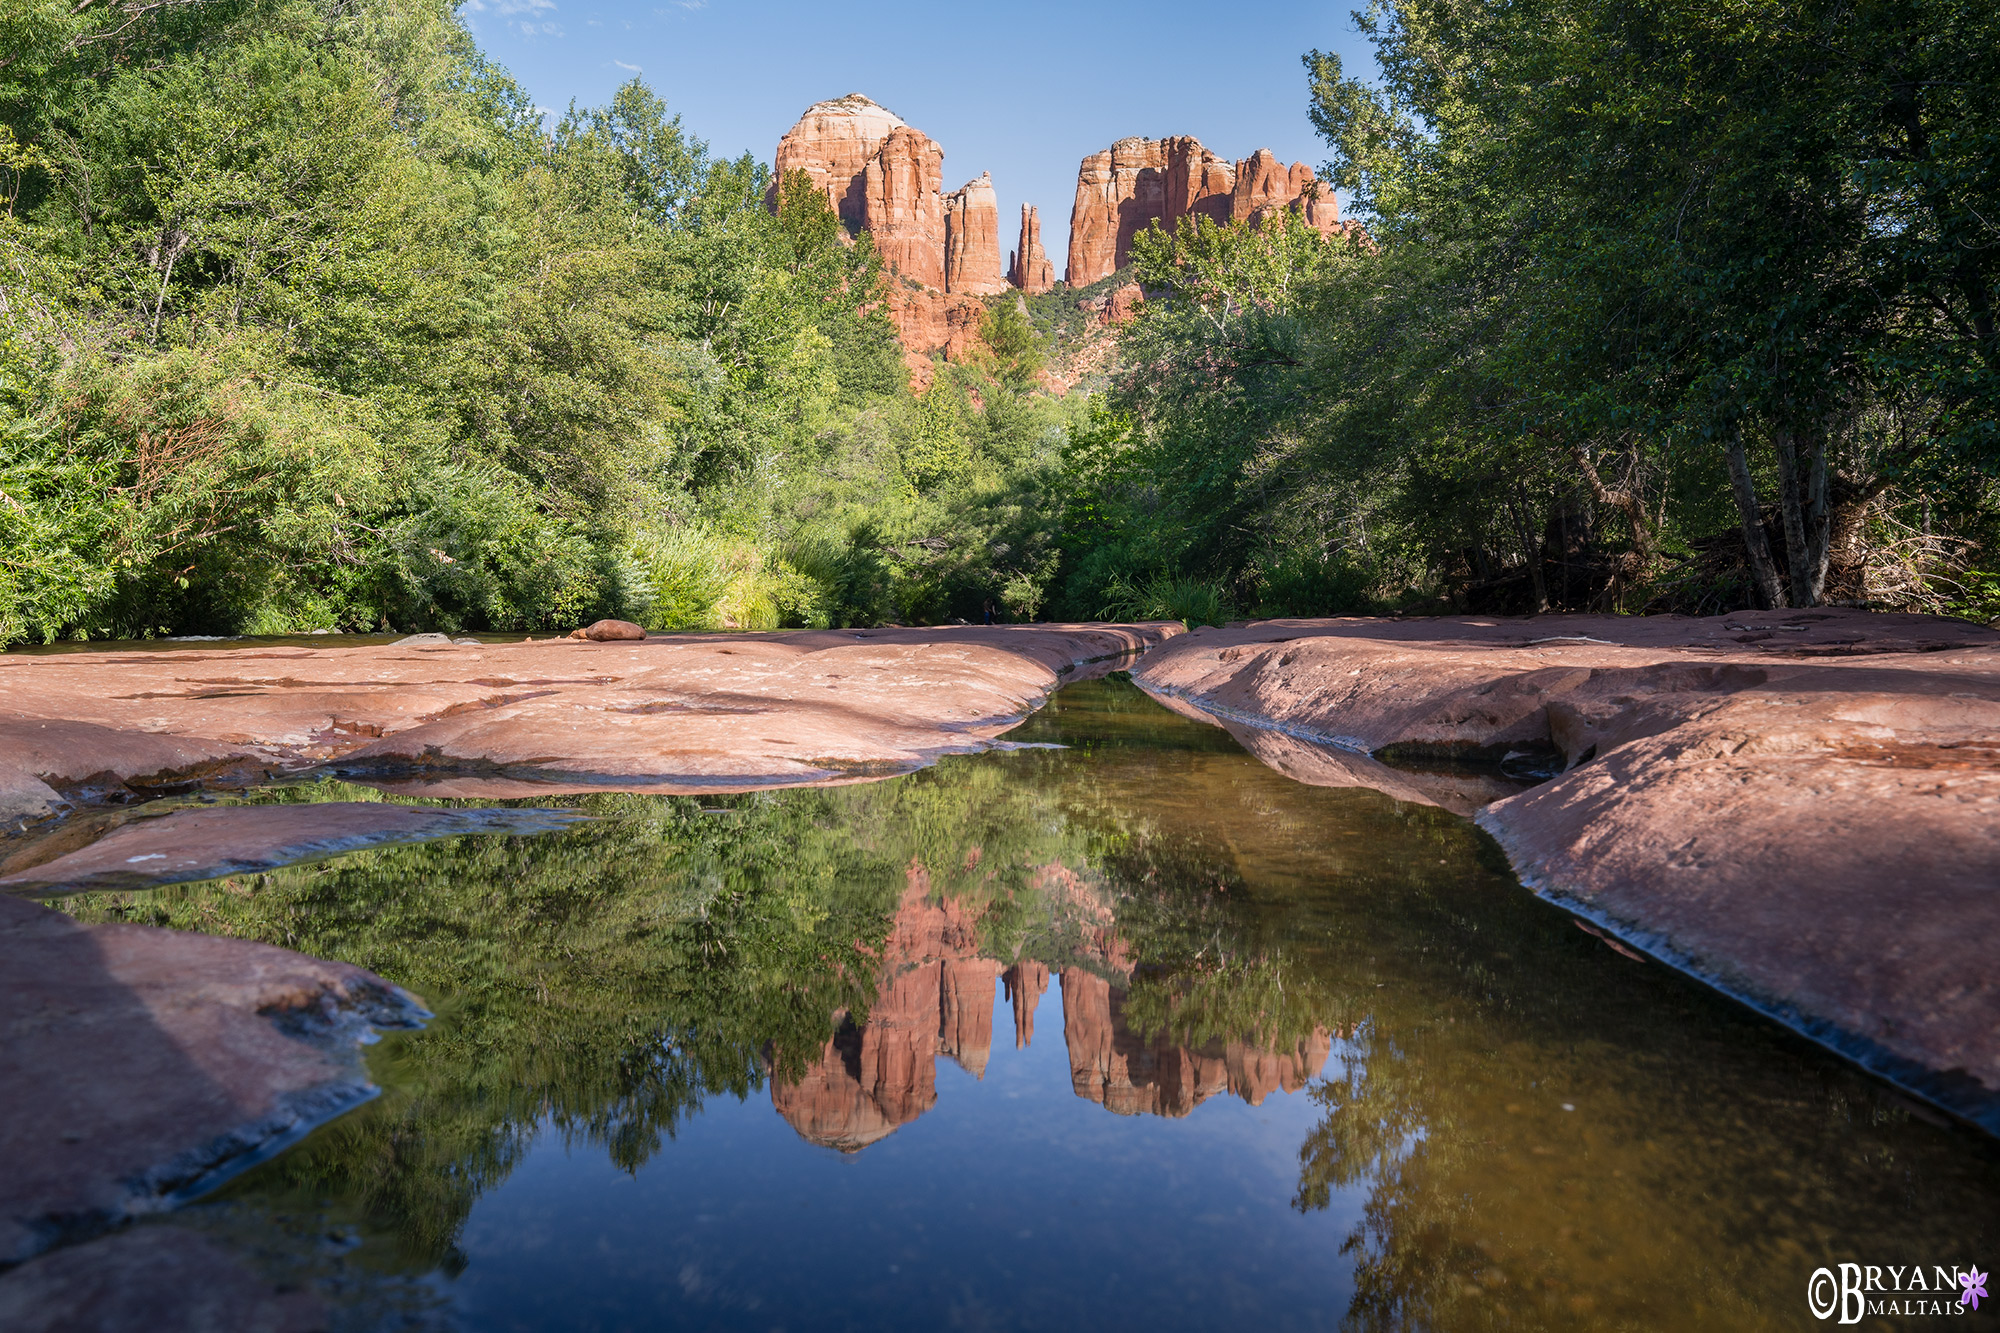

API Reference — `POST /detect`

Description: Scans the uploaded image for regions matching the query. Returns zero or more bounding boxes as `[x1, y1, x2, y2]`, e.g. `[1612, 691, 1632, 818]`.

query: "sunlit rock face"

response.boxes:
[769, 864, 1334, 1148]
[1008, 205, 1055, 295]
[773, 94, 946, 290]
[944, 173, 1009, 297]
[770, 95, 1014, 376]
[1065, 136, 1344, 287]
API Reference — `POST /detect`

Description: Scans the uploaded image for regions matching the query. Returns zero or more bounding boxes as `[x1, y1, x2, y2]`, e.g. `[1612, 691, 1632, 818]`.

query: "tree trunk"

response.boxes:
[1771, 427, 1831, 607]
[1725, 426, 1787, 609]
[1510, 491, 1548, 614]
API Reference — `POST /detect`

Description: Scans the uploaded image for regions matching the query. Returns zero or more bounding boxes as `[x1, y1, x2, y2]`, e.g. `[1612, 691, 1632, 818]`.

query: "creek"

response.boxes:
[55, 677, 2000, 1330]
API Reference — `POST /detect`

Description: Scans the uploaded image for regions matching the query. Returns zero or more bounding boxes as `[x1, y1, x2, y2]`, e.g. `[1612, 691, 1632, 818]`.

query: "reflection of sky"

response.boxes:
[454, 973, 1362, 1331]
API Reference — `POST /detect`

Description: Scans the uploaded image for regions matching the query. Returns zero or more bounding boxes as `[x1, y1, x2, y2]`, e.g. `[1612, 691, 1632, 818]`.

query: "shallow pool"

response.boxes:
[62, 678, 2000, 1330]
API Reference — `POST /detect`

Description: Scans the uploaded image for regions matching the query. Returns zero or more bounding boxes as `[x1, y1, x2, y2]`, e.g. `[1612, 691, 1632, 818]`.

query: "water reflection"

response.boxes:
[47, 677, 2000, 1331]
[770, 867, 1339, 1149]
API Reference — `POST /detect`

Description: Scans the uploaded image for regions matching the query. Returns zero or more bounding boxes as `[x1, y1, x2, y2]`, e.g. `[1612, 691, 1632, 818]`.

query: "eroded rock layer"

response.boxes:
[1131, 610, 2000, 1129]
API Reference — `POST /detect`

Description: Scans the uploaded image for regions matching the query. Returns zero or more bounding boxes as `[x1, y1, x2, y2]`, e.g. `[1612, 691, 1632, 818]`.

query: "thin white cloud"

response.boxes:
[613, 59, 642, 71]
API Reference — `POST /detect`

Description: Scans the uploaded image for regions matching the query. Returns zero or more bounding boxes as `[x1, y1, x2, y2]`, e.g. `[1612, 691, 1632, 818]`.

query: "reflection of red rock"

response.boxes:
[771, 861, 1335, 1149]
[1003, 960, 1048, 1048]
[771, 864, 998, 1150]
[1059, 969, 1332, 1118]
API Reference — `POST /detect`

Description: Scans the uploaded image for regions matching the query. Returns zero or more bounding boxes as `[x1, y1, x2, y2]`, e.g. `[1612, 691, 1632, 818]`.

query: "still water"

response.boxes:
[59, 679, 2000, 1331]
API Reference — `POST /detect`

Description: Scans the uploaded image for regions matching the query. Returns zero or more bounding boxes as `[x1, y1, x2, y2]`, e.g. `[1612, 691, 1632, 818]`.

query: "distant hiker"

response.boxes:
[983, 599, 996, 625]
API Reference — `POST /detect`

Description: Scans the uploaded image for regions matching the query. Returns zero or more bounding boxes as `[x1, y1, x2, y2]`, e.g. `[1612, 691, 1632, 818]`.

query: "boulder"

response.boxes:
[573, 619, 646, 642]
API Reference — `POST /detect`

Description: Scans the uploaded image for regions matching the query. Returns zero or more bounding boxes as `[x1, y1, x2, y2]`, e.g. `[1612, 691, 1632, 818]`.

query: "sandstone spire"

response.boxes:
[944, 172, 1008, 296]
[1009, 204, 1055, 294]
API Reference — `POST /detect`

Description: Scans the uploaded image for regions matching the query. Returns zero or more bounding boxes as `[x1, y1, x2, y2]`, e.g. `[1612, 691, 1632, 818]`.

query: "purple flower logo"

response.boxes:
[1963, 1268, 1989, 1311]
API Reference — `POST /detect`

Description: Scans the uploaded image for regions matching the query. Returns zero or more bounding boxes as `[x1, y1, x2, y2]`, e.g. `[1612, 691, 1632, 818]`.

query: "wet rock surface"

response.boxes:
[0, 891, 424, 1263]
[1132, 609, 2000, 1128]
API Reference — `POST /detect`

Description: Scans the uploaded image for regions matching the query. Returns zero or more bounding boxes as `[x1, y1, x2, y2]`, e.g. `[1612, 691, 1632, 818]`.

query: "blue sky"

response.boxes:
[457, 0, 1380, 266]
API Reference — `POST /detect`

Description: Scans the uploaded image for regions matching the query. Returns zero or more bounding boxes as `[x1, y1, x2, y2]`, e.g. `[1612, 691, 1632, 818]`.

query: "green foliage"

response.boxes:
[1058, 0, 1996, 618]
[980, 298, 1044, 393]
[1099, 573, 1234, 629]
[0, 1, 1089, 644]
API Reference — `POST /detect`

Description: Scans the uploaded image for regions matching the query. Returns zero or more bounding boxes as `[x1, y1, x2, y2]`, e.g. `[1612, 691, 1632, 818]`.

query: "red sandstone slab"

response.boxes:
[0, 625, 1174, 818]
[1133, 610, 2000, 1129]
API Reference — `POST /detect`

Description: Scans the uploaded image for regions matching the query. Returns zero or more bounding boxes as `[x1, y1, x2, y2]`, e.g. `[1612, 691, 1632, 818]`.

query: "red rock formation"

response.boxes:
[1067, 138, 1169, 288]
[773, 96, 1049, 379]
[1230, 148, 1294, 223]
[1066, 136, 1348, 285]
[1166, 136, 1237, 229]
[878, 284, 988, 387]
[1009, 204, 1055, 294]
[944, 172, 1008, 296]
[862, 125, 947, 289]
[773, 95, 945, 289]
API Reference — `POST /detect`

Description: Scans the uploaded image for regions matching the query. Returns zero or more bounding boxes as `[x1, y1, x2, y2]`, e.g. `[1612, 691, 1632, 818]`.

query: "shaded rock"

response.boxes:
[0, 894, 424, 1262]
[0, 1226, 325, 1333]
[1132, 610, 2000, 1129]
[0, 802, 590, 897]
